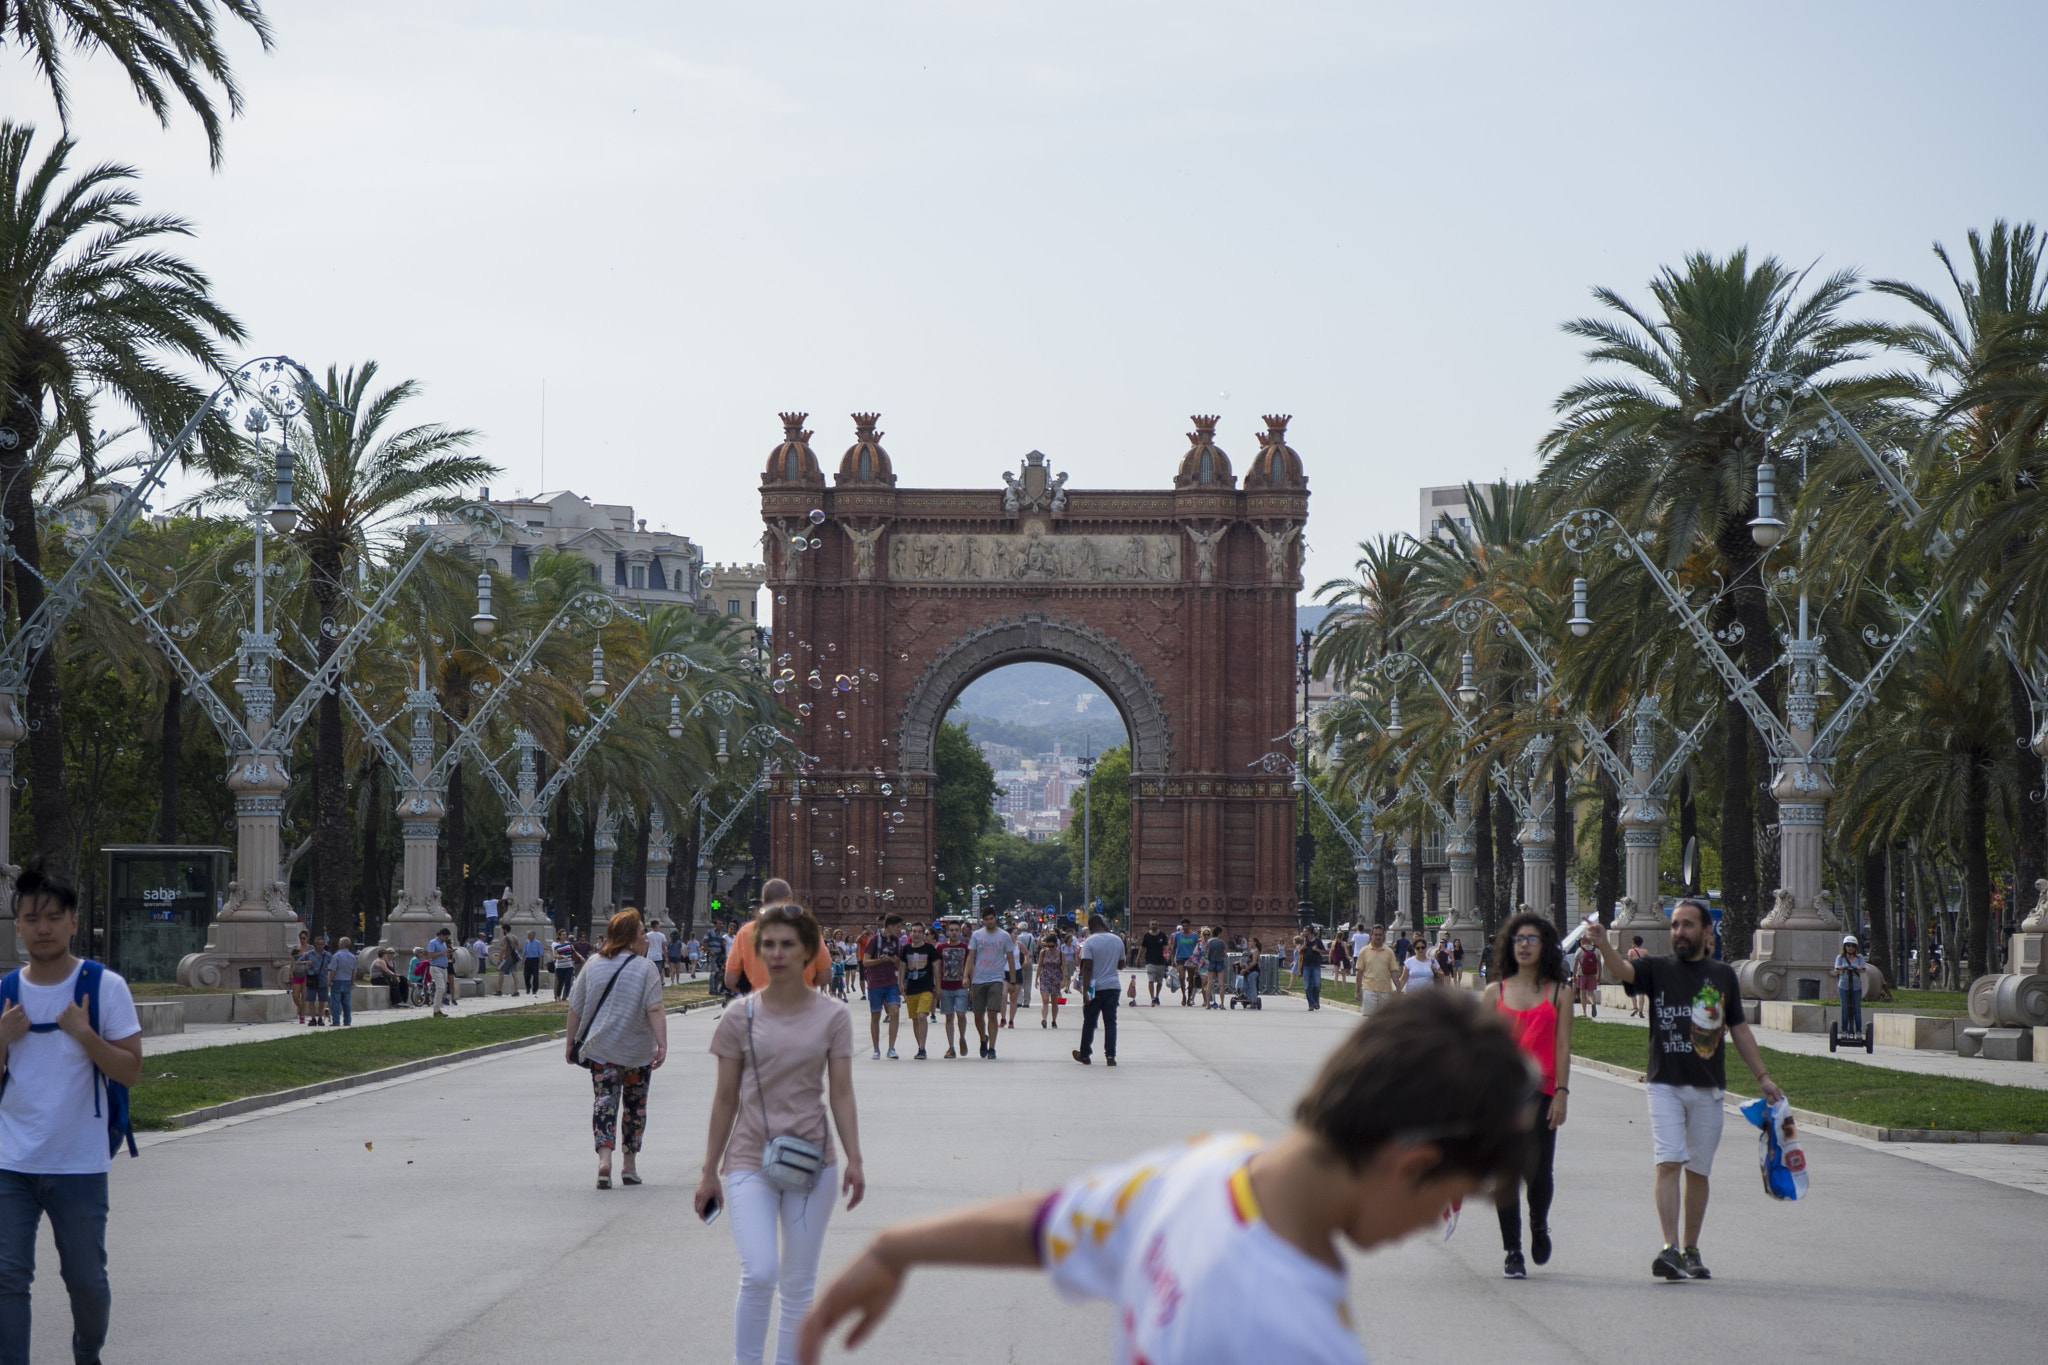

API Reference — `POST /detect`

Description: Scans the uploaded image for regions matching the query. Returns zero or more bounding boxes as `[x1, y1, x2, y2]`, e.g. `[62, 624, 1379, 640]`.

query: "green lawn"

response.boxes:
[1569, 1019, 2048, 1134]
[134, 980, 715, 1130]
[1874, 988, 1970, 1018]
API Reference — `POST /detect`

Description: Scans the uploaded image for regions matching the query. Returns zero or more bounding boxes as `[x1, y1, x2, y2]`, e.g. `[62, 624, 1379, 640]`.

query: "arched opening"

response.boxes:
[933, 660, 1133, 921]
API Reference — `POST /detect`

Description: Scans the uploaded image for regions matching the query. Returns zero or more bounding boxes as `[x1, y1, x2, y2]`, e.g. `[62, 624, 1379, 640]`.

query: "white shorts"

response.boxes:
[1646, 1082, 1726, 1175]
[1359, 989, 1389, 1015]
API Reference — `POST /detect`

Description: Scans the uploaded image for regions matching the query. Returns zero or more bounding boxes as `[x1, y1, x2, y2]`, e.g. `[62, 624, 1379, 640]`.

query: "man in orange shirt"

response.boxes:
[724, 879, 831, 993]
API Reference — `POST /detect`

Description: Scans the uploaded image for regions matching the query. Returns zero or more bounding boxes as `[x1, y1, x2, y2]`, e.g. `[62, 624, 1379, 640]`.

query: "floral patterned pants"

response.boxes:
[586, 1061, 651, 1153]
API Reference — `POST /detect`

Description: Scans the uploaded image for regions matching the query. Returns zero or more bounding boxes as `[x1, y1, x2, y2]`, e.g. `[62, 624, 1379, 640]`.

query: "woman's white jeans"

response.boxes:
[727, 1165, 837, 1365]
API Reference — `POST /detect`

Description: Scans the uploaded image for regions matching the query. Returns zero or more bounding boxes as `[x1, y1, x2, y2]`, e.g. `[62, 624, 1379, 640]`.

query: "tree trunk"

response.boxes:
[1492, 778, 1516, 919]
[2008, 661, 2046, 918]
[308, 555, 351, 941]
[0, 396, 76, 874]
[1409, 819, 1425, 930]
[359, 758, 382, 943]
[1678, 767, 1699, 895]
[1549, 750, 1571, 929]
[157, 674, 182, 843]
[440, 676, 470, 939]
[1860, 845, 1889, 988]
[1965, 747, 1992, 981]
[1474, 782, 1496, 936]
[1595, 767, 1620, 923]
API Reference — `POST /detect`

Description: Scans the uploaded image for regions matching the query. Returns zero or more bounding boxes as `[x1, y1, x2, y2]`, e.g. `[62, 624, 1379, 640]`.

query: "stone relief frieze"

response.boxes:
[886, 530, 1180, 583]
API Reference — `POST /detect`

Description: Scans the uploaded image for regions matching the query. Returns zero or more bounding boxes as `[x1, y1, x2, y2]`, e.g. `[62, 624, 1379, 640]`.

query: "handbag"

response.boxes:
[566, 956, 632, 1065]
[744, 995, 825, 1193]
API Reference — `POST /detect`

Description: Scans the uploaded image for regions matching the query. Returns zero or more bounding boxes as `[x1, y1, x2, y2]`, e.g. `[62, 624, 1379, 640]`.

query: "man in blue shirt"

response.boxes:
[423, 930, 455, 1017]
[523, 930, 545, 996]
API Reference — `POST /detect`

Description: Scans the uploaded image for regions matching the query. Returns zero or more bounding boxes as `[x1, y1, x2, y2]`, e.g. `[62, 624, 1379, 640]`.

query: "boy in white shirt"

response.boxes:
[800, 990, 1533, 1365]
[0, 861, 144, 1365]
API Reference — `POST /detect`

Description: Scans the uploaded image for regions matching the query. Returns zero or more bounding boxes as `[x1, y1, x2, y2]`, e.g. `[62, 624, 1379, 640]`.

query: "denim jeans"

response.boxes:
[0, 1170, 110, 1365]
[330, 980, 354, 1026]
[1839, 982, 1862, 1035]
[1304, 962, 1322, 1009]
[1079, 988, 1119, 1060]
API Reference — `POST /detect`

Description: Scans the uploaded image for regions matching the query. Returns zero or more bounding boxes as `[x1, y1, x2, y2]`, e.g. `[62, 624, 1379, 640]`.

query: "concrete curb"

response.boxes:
[1568, 1057, 2048, 1145]
[166, 998, 725, 1129]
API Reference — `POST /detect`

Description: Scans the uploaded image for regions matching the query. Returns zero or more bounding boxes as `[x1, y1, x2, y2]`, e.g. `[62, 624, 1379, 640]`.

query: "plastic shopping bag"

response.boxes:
[1740, 1096, 1809, 1201]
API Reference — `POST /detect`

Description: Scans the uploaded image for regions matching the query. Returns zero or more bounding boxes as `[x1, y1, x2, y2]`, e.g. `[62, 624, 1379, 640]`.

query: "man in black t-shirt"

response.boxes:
[863, 913, 906, 1060]
[1139, 922, 1170, 1006]
[1587, 901, 1783, 1283]
[900, 923, 940, 1060]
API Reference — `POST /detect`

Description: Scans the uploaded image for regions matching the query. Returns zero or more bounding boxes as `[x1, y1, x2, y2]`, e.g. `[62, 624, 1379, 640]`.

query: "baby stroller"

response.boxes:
[1228, 952, 1263, 1010]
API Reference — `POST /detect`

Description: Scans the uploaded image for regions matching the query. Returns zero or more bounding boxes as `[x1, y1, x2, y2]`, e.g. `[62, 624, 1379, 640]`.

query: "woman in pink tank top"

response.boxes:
[1482, 911, 1572, 1281]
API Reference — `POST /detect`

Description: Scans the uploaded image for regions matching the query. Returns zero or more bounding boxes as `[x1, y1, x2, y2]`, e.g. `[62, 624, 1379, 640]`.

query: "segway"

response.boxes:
[1828, 1007, 1874, 1053]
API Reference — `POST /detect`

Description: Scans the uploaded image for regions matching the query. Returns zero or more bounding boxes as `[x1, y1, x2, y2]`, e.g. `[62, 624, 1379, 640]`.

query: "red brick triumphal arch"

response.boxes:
[759, 411, 1310, 939]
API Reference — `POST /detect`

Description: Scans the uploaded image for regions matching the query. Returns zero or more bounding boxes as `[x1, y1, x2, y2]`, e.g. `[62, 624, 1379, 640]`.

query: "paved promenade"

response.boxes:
[48, 984, 2046, 1363]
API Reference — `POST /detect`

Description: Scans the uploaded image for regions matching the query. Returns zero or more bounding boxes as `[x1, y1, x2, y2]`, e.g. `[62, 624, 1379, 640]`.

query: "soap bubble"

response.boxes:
[771, 679, 787, 694]
[775, 593, 786, 604]
[808, 537, 822, 550]
[808, 509, 826, 525]
[807, 670, 822, 689]
[789, 535, 806, 550]
[698, 567, 714, 588]
[881, 783, 893, 795]
[796, 702, 811, 716]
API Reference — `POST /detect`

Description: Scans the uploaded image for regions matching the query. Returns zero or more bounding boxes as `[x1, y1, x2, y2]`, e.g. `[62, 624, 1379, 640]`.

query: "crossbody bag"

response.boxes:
[565, 956, 634, 1065]
[744, 995, 825, 1193]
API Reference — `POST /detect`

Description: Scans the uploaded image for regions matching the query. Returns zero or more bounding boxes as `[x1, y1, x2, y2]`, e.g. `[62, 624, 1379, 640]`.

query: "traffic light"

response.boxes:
[710, 898, 723, 913]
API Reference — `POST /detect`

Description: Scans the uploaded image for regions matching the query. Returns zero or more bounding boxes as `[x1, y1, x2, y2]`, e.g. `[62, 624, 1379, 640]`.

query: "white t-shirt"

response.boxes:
[0, 963, 142, 1176]
[1015, 930, 1037, 968]
[1081, 932, 1126, 992]
[1040, 1133, 1365, 1365]
[968, 929, 1014, 984]
[1349, 932, 1370, 960]
[1403, 953, 1437, 989]
[483, 898, 499, 920]
[646, 930, 668, 965]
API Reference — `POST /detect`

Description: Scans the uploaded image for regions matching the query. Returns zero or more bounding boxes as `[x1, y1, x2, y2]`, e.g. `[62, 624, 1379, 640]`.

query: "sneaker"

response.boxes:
[1530, 1226, 1552, 1266]
[1651, 1246, 1685, 1281]
[945, 1047, 956, 1059]
[871, 1048, 881, 1060]
[1072, 1049, 1091, 1065]
[1503, 1250, 1527, 1279]
[886, 1047, 899, 1059]
[1106, 1057, 1117, 1067]
[1680, 1247, 1711, 1280]
[915, 1049, 927, 1060]
[987, 1046, 997, 1061]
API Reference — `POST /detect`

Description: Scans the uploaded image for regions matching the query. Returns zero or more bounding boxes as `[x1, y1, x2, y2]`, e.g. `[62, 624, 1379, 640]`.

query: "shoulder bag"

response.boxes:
[744, 994, 825, 1193]
[566, 956, 634, 1065]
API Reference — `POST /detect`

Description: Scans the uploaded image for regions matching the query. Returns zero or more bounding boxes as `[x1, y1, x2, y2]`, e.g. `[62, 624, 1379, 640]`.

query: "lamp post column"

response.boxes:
[499, 731, 553, 938]
[1738, 610, 1843, 1001]
[645, 805, 673, 934]
[378, 663, 456, 966]
[0, 695, 23, 967]
[1515, 734, 1555, 923]
[1393, 834, 1414, 935]
[591, 796, 619, 925]
[1443, 791, 1483, 963]
[1355, 857, 1378, 930]
[1614, 698, 1673, 958]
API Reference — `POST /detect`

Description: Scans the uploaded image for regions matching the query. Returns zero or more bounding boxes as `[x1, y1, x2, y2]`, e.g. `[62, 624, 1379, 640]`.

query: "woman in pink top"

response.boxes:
[1481, 911, 1571, 1281]
[697, 904, 865, 1365]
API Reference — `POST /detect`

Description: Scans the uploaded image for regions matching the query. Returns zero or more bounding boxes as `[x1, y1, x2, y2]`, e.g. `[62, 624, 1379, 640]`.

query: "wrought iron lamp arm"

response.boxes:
[0, 356, 315, 694]
[102, 563, 252, 751]
[1648, 706, 1718, 798]
[426, 588, 633, 789]
[1549, 508, 1797, 755]
[456, 727, 522, 809]
[1374, 652, 1475, 737]
[337, 684, 416, 784]
[1810, 590, 1946, 760]
[533, 651, 698, 815]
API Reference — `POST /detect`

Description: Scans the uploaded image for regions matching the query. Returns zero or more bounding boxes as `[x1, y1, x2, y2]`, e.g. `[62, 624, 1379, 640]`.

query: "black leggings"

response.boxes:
[1497, 1091, 1556, 1249]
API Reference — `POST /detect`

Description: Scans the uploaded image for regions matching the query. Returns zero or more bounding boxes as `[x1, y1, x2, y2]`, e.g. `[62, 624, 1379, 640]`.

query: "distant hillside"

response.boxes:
[953, 662, 1128, 757]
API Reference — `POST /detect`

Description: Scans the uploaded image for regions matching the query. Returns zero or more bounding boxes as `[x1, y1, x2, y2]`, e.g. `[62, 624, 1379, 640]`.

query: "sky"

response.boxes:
[5, 0, 2046, 592]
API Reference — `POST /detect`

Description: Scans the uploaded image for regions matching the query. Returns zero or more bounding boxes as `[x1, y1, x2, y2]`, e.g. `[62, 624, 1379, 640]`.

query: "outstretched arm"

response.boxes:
[799, 1194, 1044, 1364]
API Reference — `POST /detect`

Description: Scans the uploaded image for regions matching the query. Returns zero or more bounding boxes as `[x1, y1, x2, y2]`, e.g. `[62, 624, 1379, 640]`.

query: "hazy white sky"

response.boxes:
[5, 0, 2044, 591]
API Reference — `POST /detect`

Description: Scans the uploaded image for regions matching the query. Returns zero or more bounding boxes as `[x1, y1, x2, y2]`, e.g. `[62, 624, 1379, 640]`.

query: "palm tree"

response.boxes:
[5, 1, 273, 168]
[1536, 250, 1879, 957]
[1869, 222, 2048, 908]
[0, 122, 242, 872]
[205, 362, 490, 938]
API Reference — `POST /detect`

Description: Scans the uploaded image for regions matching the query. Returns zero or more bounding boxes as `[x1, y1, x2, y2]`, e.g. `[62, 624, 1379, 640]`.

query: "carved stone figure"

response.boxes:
[882, 532, 1177, 582]
[844, 524, 885, 580]
[1185, 526, 1222, 583]
[1254, 522, 1299, 582]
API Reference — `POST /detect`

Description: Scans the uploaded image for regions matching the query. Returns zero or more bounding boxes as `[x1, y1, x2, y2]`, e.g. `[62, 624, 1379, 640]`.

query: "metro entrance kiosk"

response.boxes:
[101, 846, 232, 983]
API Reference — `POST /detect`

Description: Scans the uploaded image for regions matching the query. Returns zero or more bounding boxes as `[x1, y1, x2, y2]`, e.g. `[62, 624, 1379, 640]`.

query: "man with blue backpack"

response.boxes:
[0, 859, 142, 1365]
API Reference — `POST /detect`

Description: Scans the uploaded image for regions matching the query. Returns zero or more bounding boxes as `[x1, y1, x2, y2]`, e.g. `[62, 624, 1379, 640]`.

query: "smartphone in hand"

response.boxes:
[701, 1197, 722, 1226]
